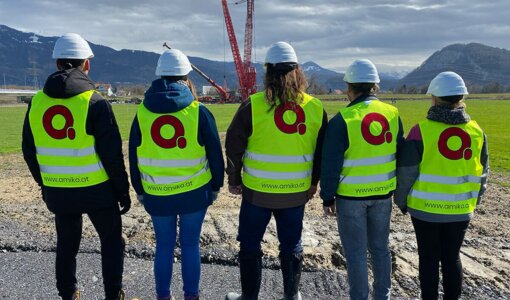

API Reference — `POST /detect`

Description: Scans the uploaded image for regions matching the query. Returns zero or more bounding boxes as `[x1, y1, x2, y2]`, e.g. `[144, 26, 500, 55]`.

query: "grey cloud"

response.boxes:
[0, 0, 509, 72]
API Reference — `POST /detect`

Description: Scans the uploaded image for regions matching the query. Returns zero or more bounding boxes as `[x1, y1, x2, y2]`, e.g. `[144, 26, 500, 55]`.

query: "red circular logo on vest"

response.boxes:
[42, 105, 76, 140]
[438, 127, 472, 160]
[361, 113, 392, 145]
[274, 102, 306, 135]
[151, 115, 186, 149]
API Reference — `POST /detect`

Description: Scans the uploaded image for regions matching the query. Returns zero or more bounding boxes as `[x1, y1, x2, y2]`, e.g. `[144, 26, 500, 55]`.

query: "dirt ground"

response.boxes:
[1, 144, 509, 299]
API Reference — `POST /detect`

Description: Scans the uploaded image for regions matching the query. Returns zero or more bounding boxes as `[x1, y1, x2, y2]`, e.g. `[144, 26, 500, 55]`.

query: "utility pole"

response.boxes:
[30, 61, 38, 89]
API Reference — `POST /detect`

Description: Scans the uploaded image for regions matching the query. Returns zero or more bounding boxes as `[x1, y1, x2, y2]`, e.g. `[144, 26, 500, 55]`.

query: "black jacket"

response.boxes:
[225, 97, 328, 209]
[22, 68, 130, 214]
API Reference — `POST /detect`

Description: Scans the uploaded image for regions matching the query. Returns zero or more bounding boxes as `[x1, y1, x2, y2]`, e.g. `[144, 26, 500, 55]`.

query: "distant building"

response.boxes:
[202, 85, 215, 96]
[95, 83, 113, 96]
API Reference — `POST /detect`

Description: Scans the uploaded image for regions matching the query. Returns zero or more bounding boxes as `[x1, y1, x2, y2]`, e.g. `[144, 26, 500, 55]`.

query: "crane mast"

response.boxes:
[222, 0, 257, 101]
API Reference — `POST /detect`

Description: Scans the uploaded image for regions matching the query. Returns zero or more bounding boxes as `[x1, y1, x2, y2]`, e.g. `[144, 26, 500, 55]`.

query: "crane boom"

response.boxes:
[163, 42, 229, 100]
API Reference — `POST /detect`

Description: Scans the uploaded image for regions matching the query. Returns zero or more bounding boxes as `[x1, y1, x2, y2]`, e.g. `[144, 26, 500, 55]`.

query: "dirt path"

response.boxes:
[1, 149, 509, 299]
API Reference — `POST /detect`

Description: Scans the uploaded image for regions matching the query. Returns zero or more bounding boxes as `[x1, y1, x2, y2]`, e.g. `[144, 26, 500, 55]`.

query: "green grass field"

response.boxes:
[1, 98, 509, 172]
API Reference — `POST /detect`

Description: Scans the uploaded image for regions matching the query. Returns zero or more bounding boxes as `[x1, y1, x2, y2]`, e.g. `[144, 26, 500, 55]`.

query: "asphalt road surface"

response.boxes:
[0, 252, 351, 300]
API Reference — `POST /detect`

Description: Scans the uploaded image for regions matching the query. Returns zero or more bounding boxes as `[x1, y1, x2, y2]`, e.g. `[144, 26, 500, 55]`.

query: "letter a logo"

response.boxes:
[42, 105, 76, 140]
[151, 115, 187, 149]
[361, 113, 392, 145]
[438, 127, 472, 160]
[274, 102, 306, 135]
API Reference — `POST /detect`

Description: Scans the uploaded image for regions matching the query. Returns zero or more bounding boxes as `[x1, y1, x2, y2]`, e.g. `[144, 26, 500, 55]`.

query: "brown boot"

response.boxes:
[61, 290, 80, 300]
[72, 290, 80, 300]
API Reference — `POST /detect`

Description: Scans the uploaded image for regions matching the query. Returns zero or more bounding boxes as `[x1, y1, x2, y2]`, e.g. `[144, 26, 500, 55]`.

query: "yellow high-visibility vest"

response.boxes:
[28, 90, 109, 188]
[137, 101, 212, 196]
[337, 99, 399, 197]
[242, 91, 323, 193]
[407, 119, 483, 216]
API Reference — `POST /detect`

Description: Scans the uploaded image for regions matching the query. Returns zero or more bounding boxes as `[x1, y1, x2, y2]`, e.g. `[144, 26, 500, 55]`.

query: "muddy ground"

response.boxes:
[1, 143, 509, 299]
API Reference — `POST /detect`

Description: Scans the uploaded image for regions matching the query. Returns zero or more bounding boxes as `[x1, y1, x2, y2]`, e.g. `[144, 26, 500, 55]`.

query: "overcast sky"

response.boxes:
[1, 0, 509, 72]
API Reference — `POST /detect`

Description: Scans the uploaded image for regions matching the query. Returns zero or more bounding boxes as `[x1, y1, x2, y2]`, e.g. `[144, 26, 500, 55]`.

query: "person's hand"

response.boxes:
[307, 185, 318, 200]
[119, 193, 131, 215]
[136, 194, 144, 205]
[228, 185, 243, 195]
[323, 204, 336, 217]
[211, 191, 219, 202]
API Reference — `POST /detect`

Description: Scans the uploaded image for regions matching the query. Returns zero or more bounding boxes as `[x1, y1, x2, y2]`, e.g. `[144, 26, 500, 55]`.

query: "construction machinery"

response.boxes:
[163, 42, 233, 103]
[221, 0, 257, 101]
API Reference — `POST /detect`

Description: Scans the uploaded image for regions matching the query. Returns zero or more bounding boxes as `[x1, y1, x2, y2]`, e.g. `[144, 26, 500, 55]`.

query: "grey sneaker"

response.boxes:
[225, 292, 243, 300]
[280, 291, 302, 300]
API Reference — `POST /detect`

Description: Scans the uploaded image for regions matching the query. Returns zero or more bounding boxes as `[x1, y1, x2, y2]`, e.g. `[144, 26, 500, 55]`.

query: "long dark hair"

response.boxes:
[264, 63, 308, 110]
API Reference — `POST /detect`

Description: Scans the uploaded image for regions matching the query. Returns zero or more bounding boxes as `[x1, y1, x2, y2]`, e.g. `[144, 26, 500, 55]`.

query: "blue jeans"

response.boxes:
[238, 200, 304, 255]
[336, 198, 392, 300]
[151, 208, 207, 298]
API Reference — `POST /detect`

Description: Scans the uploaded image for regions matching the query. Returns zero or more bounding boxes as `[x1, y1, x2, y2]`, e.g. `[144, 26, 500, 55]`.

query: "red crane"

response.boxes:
[163, 42, 230, 102]
[221, 0, 257, 101]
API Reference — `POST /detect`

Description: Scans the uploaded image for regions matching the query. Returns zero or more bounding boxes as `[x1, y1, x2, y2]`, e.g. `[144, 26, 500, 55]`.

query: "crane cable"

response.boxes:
[223, 8, 227, 91]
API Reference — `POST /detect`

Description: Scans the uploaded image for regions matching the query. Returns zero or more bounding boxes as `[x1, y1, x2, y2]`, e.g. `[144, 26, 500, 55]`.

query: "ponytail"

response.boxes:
[56, 59, 85, 70]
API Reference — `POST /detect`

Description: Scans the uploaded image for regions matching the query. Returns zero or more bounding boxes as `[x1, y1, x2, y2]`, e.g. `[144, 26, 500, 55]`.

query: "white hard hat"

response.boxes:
[427, 71, 468, 97]
[343, 59, 380, 83]
[265, 41, 298, 64]
[52, 33, 94, 59]
[156, 49, 193, 76]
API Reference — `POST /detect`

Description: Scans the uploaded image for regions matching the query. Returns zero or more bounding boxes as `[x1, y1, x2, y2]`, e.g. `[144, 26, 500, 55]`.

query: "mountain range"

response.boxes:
[399, 43, 510, 88]
[1, 24, 510, 93]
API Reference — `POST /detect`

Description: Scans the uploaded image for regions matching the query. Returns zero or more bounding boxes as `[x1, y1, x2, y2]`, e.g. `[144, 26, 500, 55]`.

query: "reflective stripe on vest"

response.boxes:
[39, 162, 104, 175]
[244, 150, 314, 164]
[28, 90, 109, 188]
[410, 189, 479, 202]
[136, 101, 212, 196]
[242, 92, 324, 194]
[140, 162, 210, 185]
[340, 170, 396, 184]
[138, 156, 207, 168]
[336, 99, 399, 197]
[343, 153, 395, 167]
[243, 166, 312, 180]
[407, 120, 484, 216]
[36, 146, 96, 157]
[417, 174, 481, 185]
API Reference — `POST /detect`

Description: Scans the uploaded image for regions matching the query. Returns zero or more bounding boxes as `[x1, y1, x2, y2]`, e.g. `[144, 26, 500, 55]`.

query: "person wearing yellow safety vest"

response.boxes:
[394, 72, 489, 300]
[128, 49, 224, 300]
[21, 33, 130, 300]
[321, 59, 404, 300]
[225, 42, 327, 300]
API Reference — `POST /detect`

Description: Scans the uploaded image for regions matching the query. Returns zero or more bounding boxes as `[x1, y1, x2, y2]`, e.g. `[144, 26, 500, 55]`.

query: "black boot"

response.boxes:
[280, 253, 303, 300]
[225, 251, 263, 300]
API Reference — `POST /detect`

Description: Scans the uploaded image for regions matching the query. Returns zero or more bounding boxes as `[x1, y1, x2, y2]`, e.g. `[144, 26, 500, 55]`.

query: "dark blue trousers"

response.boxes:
[237, 200, 305, 255]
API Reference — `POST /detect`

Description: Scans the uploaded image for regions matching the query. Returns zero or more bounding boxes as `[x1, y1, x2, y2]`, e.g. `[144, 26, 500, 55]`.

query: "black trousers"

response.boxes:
[55, 207, 125, 299]
[411, 217, 469, 300]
